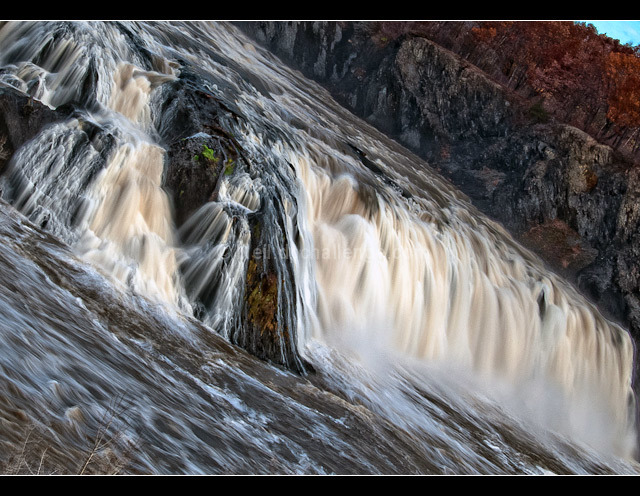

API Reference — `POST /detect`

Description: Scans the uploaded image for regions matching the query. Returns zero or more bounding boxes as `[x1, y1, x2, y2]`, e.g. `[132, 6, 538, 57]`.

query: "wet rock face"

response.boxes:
[0, 87, 70, 174]
[0, 86, 118, 237]
[157, 71, 250, 227]
[238, 215, 311, 375]
[237, 21, 640, 355]
[155, 70, 310, 374]
[156, 69, 226, 143]
[164, 136, 225, 228]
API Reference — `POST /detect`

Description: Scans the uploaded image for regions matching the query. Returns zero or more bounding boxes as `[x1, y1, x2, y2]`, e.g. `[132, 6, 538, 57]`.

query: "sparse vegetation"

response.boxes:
[1, 396, 140, 475]
[194, 144, 220, 165]
[370, 21, 640, 162]
[202, 144, 217, 162]
[224, 158, 235, 176]
[528, 101, 550, 123]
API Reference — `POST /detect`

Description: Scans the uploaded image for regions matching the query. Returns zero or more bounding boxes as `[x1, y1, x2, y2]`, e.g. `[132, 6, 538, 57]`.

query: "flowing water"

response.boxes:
[0, 20, 637, 474]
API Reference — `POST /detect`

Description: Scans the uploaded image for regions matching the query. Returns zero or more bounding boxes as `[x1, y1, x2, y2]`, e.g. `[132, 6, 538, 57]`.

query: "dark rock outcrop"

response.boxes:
[155, 70, 310, 374]
[239, 206, 310, 374]
[236, 21, 640, 362]
[163, 135, 226, 228]
[0, 86, 118, 237]
[155, 69, 234, 226]
[0, 87, 70, 175]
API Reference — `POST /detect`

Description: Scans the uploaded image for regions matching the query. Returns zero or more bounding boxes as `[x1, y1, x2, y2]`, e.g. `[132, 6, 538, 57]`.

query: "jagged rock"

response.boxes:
[0, 87, 70, 174]
[237, 212, 312, 375]
[156, 69, 309, 374]
[164, 136, 226, 228]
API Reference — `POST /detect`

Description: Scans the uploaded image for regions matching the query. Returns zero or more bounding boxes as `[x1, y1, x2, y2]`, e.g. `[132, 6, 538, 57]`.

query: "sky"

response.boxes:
[583, 20, 640, 46]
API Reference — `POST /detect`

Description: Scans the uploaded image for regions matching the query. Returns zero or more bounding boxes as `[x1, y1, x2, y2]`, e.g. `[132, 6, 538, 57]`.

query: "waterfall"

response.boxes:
[0, 20, 636, 469]
[294, 147, 636, 454]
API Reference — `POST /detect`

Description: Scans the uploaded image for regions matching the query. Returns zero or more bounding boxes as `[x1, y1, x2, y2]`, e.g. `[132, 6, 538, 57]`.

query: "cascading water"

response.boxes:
[0, 20, 637, 474]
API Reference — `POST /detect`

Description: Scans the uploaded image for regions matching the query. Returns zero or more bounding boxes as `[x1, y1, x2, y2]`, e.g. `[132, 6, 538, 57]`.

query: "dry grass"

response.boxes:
[1, 395, 141, 475]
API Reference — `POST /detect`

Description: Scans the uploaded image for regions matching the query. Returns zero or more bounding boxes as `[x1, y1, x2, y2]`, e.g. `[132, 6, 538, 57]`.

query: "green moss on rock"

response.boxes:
[245, 258, 279, 337]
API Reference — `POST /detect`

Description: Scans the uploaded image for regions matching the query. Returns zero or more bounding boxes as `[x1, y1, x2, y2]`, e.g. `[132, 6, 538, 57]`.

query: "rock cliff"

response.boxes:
[236, 21, 640, 375]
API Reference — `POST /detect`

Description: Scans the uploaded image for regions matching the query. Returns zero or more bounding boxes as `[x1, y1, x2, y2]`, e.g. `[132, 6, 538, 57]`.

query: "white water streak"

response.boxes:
[294, 151, 636, 456]
[75, 141, 182, 304]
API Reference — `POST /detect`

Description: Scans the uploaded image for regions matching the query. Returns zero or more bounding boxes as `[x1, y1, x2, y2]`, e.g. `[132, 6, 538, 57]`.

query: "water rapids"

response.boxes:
[0, 20, 636, 474]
